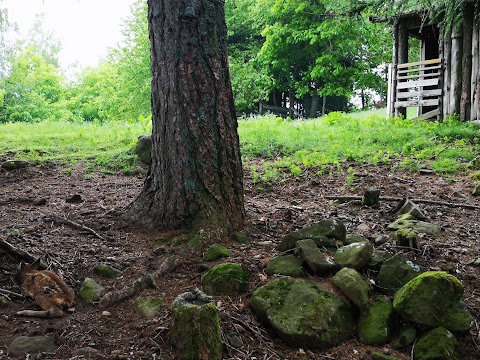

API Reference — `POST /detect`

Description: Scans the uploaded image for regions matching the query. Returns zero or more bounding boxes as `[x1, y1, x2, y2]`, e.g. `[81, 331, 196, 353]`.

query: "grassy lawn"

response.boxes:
[0, 112, 479, 179]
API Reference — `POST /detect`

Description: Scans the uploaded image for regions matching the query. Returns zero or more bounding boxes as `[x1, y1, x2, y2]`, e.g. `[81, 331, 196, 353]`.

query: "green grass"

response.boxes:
[0, 112, 478, 180]
[0, 120, 151, 174]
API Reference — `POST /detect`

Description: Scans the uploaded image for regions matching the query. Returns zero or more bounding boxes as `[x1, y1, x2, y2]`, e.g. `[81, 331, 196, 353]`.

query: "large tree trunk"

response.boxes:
[127, 0, 244, 236]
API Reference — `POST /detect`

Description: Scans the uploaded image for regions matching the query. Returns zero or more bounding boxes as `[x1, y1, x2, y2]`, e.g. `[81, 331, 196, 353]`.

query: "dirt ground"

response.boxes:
[0, 162, 479, 360]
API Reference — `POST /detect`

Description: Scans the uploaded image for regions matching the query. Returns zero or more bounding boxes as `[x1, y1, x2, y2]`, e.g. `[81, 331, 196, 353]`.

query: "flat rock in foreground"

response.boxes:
[250, 278, 355, 349]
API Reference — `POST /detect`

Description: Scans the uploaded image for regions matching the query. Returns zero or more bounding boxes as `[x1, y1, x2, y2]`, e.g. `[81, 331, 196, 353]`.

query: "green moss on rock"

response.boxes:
[392, 326, 417, 349]
[250, 278, 355, 349]
[358, 296, 393, 345]
[0, 295, 9, 308]
[203, 244, 231, 262]
[136, 296, 164, 318]
[172, 301, 222, 360]
[393, 272, 473, 332]
[332, 267, 369, 309]
[377, 254, 423, 295]
[94, 264, 120, 278]
[334, 242, 373, 269]
[201, 263, 249, 296]
[79, 277, 105, 303]
[413, 327, 459, 360]
[265, 255, 304, 277]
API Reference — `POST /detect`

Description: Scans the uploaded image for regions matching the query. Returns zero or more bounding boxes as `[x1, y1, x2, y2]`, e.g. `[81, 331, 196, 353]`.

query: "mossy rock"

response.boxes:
[393, 272, 473, 332]
[94, 264, 120, 278]
[79, 277, 105, 303]
[136, 296, 164, 318]
[250, 278, 355, 349]
[265, 255, 304, 277]
[203, 244, 231, 262]
[201, 263, 249, 296]
[0, 295, 9, 308]
[334, 242, 373, 269]
[230, 232, 249, 244]
[172, 296, 222, 360]
[388, 216, 441, 237]
[392, 326, 417, 349]
[345, 233, 369, 245]
[358, 296, 394, 345]
[413, 327, 459, 360]
[376, 254, 423, 295]
[332, 267, 369, 309]
[294, 239, 337, 274]
[277, 219, 346, 251]
[367, 250, 393, 271]
[134, 135, 152, 165]
[371, 352, 402, 360]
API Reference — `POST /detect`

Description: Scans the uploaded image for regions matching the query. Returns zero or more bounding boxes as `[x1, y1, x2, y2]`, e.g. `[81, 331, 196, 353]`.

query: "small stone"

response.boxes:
[332, 267, 369, 309]
[396, 199, 426, 220]
[102, 311, 111, 316]
[0, 296, 9, 308]
[135, 135, 152, 165]
[94, 264, 120, 278]
[136, 296, 164, 318]
[201, 263, 249, 296]
[265, 255, 304, 277]
[1, 160, 30, 170]
[231, 232, 249, 244]
[392, 327, 417, 349]
[228, 335, 244, 348]
[345, 234, 369, 244]
[33, 198, 47, 206]
[473, 258, 480, 267]
[257, 241, 273, 246]
[440, 262, 455, 272]
[358, 296, 394, 345]
[66, 194, 84, 203]
[413, 327, 460, 360]
[335, 241, 373, 269]
[79, 277, 105, 302]
[356, 223, 370, 232]
[8, 336, 56, 356]
[72, 347, 102, 358]
[371, 352, 402, 360]
[295, 239, 337, 274]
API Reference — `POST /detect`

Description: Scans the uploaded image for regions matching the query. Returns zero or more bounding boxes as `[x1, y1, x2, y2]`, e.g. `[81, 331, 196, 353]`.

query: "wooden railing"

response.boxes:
[388, 58, 443, 120]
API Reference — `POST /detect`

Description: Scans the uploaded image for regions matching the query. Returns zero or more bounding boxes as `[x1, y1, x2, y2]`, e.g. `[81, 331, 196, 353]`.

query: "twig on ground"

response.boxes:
[325, 195, 480, 210]
[0, 288, 24, 298]
[98, 255, 180, 308]
[42, 213, 107, 241]
[0, 238, 48, 268]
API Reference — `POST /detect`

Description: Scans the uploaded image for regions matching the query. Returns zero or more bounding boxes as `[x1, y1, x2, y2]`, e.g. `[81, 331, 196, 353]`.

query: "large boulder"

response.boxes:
[294, 239, 337, 274]
[376, 254, 423, 295]
[201, 263, 249, 296]
[332, 267, 369, 309]
[334, 242, 373, 269]
[393, 272, 473, 332]
[413, 327, 460, 360]
[358, 296, 394, 345]
[277, 219, 346, 251]
[265, 255, 305, 277]
[250, 278, 355, 349]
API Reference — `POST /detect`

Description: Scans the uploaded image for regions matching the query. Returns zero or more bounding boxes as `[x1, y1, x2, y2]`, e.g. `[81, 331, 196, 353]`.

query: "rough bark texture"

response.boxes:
[127, 0, 244, 235]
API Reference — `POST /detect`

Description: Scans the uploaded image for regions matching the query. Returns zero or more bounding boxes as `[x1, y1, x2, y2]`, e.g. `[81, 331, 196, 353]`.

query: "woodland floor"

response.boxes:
[0, 162, 479, 360]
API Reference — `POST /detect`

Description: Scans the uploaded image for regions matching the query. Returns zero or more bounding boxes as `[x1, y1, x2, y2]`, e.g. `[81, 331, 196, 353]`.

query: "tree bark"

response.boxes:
[460, 5, 473, 120]
[127, 0, 244, 236]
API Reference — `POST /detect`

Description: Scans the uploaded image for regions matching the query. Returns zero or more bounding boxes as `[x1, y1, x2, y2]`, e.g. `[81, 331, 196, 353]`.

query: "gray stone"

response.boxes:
[334, 242, 373, 269]
[72, 347, 102, 358]
[277, 219, 346, 251]
[396, 199, 426, 220]
[79, 277, 105, 303]
[201, 263, 249, 296]
[371, 352, 402, 360]
[362, 187, 380, 207]
[358, 296, 393, 345]
[366, 250, 393, 271]
[135, 135, 152, 165]
[295, 239, 337, 274]
[388, 215, 442, 237]
[393, 272, 473, 332]
[345, 233, 369, 245]
[265, 255, 304, 277]
[332, 267, 369, 309]
[94, 264, 120, 278]
[8, 336, 56, 356]
[250, 278, 355, 349]
[230, 232, 249, 244]
[413, 327, 459, 360]
[227, 335, 244, 348]
[376, 254, 423, 295]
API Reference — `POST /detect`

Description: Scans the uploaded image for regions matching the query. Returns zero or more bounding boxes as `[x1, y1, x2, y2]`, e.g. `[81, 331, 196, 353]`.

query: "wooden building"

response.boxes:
[387, 2, 480, 121]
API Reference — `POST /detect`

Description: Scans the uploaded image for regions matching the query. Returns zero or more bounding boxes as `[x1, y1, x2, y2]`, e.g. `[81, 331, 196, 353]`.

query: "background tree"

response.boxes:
[126, 0, 245, 236]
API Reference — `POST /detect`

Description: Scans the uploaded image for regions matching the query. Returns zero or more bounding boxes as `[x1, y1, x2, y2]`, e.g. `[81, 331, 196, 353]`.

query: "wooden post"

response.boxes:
[387, 64, 394, 117]
[397, 20, 408, 118]
[438, 26, 444, 120]
[450, 23, 463, 116]
[460, 5, 474, 120]
[443, 28, 452, 118]
[471, 13, 480, 120]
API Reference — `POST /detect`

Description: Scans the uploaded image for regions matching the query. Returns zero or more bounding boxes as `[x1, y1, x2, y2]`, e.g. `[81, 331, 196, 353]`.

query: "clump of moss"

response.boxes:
[201, 263, 249, 296]
[203, 244, 231, 262]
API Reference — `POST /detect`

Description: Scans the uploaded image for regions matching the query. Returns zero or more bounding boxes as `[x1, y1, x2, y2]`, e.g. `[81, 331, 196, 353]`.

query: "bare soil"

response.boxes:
[0, 162, 479, 360]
